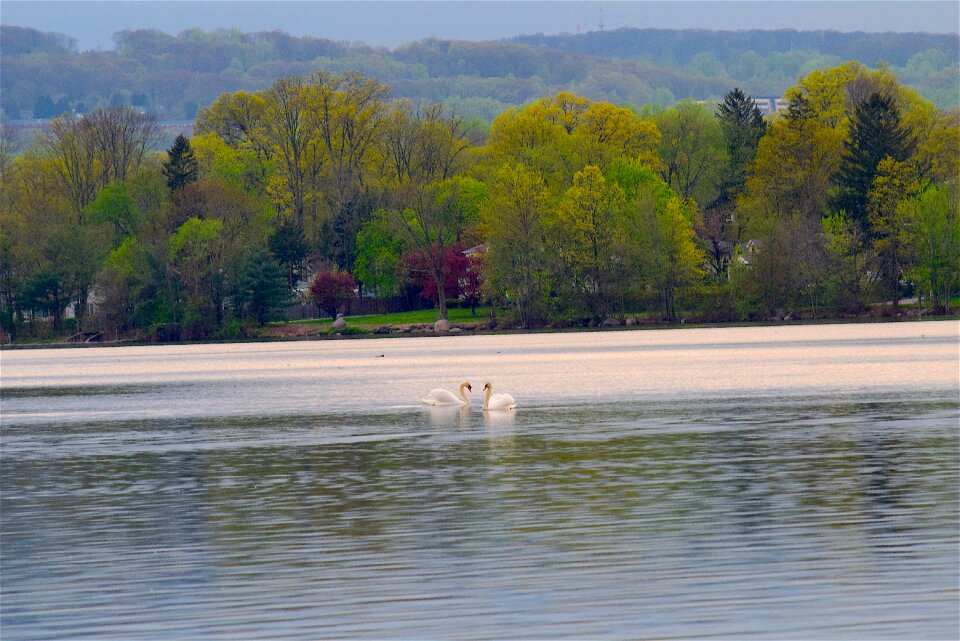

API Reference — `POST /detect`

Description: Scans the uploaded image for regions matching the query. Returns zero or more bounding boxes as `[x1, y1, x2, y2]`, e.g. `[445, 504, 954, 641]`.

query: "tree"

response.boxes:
[739, 97, 845, 233]
[310, 71, 390, 269]
[167, 217, 225, 338]
[656, 100, 726, 206]
[388, 176, 485, 321]
[84, 106, 161, 185]
[551, 165, 625, 318]
[353, 210, 402, 296]
[820, 212, 872, 312]
[481, 163, 552, 328]
[487, 92, 660, 193]
[163, 134, 198, 191]
[715, 88, 767, 207]
[309, 270, 356, 318]
[867, 157, 918, 308]
[612, 162, 705, 322]
[400, 244, 471, 306]
[41, 114, 98, 220]
[235, 252, 291, 325]
[260, 76, 319, 231]
[900, 184, 960, 314]
[268, 218, 309, 289]
[86, 181, 140, 244]
[834, 92, 915, 233]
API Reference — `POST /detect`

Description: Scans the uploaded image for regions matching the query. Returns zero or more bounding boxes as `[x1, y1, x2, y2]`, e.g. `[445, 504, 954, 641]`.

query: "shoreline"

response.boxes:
[2, 313, 956, 350]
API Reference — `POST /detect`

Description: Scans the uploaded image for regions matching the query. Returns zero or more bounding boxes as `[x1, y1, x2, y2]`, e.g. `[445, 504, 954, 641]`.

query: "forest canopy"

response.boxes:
[2, 59, 957, 343]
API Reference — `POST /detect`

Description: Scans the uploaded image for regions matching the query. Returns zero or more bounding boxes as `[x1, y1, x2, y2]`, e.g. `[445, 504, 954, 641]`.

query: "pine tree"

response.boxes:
[834, 92, 914, 234]
[268, 219, 309, 289]
[162, 134, 198, 191]
[235, 253, 291, 326]
[715, 88, 767, 206]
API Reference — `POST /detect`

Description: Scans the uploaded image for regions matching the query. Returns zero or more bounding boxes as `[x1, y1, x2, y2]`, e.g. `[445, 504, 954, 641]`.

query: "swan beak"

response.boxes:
[467, 385, 473, 392]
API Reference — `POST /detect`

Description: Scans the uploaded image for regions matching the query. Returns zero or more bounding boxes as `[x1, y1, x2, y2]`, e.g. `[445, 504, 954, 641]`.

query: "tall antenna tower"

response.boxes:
[599, 8, 605, 32]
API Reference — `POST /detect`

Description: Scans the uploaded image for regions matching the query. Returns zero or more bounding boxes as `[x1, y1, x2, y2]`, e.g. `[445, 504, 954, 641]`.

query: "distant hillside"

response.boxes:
[512, 28, 957, 66]
[512, 28, 960, 108]
[1, 24, 956, 125]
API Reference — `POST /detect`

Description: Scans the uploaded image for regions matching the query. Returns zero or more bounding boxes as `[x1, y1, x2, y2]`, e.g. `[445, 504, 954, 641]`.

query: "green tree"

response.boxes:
[268, 218, 309, 289]
[235, 251, 291, 325]
[656, 99, 726, 207]
[162, 134, 198, 191]
[168, 217, 224, 338]
[715, 88, 767, 207]
[900, 183, 960, 314]
[866, 157, 918, 308]
[613, 162, 705, 322]
[86, 181, 140, 244]
[353, 210, 402, 296]
[551, 164, 625, 319]
[834, 92, 915, 233]
[481, 163, 552, 328]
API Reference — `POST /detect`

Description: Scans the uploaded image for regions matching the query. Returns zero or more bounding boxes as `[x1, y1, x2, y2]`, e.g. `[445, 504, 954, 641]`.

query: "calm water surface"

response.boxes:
[1, 322, 958, 640]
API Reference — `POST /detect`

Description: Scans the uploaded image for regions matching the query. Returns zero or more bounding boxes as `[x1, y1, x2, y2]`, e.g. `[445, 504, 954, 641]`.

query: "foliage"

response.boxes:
[353, 210, 402, 296]
[899, 184, 960, 314]
[715, 88, 766, 207]
[162, 134, 198, 191]
[234, 251, 291, 325]
[2, 64, 958, 343]
[268, 218, 309, 289]
[308, 270, 356, 318]
[834, 91, 916, 232]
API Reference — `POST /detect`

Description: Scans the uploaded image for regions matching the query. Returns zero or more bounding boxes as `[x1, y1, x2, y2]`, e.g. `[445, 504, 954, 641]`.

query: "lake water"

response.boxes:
[1, 321, 958, 640]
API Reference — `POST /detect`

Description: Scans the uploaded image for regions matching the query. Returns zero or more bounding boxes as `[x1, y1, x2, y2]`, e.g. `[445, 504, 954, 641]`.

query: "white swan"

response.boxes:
[482, 382, 516, 410]
[421, 381, 472, 406]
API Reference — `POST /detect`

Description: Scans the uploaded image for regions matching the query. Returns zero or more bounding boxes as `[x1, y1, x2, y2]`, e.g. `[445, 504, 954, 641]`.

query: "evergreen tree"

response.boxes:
[834, 92, 914, 233]
[715, 88, 767, 206]
[235, 252, 291, 326]
[268, 218, 309, 289]
[162, 134, 198, 191]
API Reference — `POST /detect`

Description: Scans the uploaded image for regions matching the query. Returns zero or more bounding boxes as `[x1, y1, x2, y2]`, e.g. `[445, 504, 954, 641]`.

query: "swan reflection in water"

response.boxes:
[427, 404, 472, 428]
[483, 408, 515, 429]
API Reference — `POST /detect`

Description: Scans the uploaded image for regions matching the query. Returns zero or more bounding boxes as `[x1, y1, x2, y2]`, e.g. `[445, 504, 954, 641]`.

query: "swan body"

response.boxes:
[422, 381, 472, 406]
[482, 382, 516, 410]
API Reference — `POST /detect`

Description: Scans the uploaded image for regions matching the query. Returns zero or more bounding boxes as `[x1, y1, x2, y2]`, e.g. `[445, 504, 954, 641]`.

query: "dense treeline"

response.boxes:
[1, 62, 958, 343]
[2, 24, 957, 126]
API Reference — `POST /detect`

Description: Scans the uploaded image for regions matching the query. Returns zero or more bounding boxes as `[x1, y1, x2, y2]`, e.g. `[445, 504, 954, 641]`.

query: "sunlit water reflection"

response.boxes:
[2, 322, 958, 639]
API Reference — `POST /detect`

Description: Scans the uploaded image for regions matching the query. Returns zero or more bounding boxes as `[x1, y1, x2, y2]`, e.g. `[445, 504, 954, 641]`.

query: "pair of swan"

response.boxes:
[421, 381, 516, 410]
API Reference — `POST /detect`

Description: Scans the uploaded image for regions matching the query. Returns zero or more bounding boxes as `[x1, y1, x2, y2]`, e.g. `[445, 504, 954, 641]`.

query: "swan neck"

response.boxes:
[458, 382, 471, 404]
[483, 385, 491, 410]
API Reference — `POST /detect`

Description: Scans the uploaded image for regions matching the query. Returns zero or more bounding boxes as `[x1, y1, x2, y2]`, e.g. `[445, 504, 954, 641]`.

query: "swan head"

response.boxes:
[466, 383, 473, 392]
[483, 382, 492, 391]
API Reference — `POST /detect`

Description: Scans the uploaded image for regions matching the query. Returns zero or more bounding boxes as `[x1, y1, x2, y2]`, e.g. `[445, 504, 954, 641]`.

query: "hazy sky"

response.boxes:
[3, 1, 958, 51]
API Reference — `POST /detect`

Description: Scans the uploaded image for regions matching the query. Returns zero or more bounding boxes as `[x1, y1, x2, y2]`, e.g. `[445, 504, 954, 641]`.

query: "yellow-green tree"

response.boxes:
[551, 165, 625, 318]
[610, 160, 705, 322]
[899, 183, 960, 314]
[481, 163, 553, 328]
[487, 92, 660, 192]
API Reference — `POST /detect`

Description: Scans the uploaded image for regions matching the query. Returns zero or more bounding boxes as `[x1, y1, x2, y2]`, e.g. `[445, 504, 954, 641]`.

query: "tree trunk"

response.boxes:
[435, 267, 447, 320]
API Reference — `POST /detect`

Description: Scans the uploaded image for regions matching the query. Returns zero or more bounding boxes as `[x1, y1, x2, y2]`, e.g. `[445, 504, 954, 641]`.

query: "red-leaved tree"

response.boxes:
[401, 244, 473, 306]
[309, 271, 356, 319]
